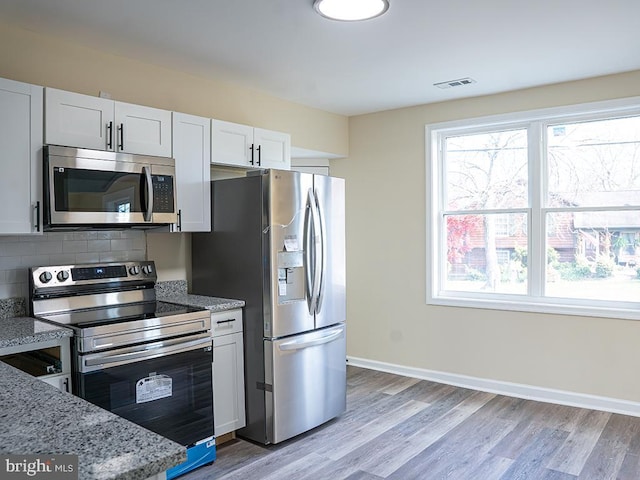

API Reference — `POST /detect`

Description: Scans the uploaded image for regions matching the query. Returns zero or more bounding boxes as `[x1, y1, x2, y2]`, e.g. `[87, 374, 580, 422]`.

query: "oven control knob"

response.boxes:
[142, 265, 154, 275]
[57, 270, 70, 282]
[39, 271, 52, 283]
[129, 266, 140, 276]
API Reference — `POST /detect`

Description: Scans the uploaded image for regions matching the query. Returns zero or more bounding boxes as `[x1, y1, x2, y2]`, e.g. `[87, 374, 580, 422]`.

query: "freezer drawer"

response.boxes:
[265, 324, 346, 444]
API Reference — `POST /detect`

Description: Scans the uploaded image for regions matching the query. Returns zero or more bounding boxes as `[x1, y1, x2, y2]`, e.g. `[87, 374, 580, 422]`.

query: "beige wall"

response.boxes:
[0, 22, 348, 156]
[332, 70, 640, 403]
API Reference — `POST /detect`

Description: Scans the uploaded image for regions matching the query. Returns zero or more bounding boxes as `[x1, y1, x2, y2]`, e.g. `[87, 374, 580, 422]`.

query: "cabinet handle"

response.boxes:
[106, 121, 113, 150]
[216, 319, 236, 324]
[257, 145, 261, 166]
[249, 144, 254, 165]
[177, 209, 182, 232]
[118, 123, 124, 151]
[34, 201, 40, 232]
[63, 377, 70, 393]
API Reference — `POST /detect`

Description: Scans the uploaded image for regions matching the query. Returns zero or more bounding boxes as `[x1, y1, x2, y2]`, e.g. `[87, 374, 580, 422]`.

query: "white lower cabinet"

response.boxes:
[211, 309, 246, 437]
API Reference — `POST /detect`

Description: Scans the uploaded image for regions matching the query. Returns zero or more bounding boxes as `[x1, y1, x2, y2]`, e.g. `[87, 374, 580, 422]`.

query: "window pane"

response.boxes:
[444, 213, 527, 294]
[547, 116, 640, 207]
[445, 129, 528, 210]
[546, 211, 640, 302]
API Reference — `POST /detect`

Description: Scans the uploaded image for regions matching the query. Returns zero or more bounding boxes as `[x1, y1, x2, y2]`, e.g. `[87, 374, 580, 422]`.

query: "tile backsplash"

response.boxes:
[0, 230, 146, 299]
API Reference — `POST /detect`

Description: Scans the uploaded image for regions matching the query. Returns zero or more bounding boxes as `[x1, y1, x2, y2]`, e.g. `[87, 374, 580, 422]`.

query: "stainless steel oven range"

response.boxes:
[29, 260, 215, 479]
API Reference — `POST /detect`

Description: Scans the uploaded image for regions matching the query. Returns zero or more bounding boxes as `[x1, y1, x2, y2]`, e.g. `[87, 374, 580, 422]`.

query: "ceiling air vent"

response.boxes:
[434, 77, 477, 89]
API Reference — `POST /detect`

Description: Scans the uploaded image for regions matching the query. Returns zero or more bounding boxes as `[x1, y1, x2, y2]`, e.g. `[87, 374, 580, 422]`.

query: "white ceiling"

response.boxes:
[1, 0, 639, 116]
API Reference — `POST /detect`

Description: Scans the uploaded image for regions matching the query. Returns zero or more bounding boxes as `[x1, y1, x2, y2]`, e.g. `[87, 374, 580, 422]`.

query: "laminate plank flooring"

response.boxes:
[183, 366, 640, 480]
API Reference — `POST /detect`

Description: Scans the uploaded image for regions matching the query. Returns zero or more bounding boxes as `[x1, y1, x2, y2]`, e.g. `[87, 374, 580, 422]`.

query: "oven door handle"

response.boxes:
[80, 334, 212, 372]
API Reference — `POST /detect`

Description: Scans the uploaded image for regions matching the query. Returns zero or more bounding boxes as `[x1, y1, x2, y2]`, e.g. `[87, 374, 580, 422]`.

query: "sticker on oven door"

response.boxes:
[136, 374, 172, 403]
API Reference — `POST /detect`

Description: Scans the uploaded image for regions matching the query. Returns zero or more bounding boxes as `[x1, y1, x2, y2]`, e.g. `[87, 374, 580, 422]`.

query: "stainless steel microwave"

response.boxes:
[43, 145, 177, 230]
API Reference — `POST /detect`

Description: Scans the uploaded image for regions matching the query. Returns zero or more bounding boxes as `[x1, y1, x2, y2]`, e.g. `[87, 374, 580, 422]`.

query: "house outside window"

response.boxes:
[494, 215, 510, 237]
[427, 97, 640, 319]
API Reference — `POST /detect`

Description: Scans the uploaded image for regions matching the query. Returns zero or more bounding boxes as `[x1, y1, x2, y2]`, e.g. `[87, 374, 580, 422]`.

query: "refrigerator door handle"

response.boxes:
[304, 197, 315, 314]
[278, 327, 344, 351]
[314, 188, 326, 314]
[307, 189, 322, 314]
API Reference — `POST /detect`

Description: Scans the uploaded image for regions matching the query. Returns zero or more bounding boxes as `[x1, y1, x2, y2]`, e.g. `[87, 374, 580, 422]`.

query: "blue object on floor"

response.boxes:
[166, 436, 216, 479]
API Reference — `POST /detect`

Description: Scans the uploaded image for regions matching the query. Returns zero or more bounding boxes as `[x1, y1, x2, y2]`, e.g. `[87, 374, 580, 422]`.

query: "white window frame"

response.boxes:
[426, 96, 640, 321]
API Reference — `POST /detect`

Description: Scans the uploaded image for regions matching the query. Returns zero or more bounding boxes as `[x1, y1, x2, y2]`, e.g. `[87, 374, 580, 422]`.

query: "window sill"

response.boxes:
[427, 293, 640, 321]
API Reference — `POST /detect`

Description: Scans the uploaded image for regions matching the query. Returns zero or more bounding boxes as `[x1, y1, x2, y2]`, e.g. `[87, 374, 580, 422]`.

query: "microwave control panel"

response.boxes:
[152, 175, 175, 213]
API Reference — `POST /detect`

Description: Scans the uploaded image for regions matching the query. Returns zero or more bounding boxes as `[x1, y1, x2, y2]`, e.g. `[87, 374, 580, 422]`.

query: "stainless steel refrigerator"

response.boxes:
[191, 169, 346, 445]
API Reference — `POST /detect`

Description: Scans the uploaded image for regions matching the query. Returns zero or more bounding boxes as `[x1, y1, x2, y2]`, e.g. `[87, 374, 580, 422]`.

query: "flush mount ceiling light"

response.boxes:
[313, 0, 390, 21]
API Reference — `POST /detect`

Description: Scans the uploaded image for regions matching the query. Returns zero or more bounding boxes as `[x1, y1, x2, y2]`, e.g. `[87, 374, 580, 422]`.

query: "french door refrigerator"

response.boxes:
[191, 169, 346, 445]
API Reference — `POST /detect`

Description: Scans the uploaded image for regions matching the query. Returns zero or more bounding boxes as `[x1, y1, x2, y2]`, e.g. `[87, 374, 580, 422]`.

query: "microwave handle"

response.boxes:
[142, 166, 153, 222]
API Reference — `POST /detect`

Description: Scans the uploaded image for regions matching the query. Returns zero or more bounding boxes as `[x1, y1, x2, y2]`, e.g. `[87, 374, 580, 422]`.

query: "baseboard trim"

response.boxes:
[347, 356, 640, 418]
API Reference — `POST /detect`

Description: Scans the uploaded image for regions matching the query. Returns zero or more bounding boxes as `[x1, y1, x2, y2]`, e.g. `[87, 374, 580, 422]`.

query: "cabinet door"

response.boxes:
[213, 332, 246, 436]
[254, 128, 291, 170]
[0, 78, 42, 234]
[45, 88, 114, 150]
[211, 309, 242, 337]
[115, 102, 172, 157]
[211, 119, 253, 167]
[171, 112, 211, 232]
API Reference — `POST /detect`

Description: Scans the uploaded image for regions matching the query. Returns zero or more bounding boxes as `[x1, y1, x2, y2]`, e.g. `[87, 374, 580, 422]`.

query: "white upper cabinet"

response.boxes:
[211, 119, 290, 170]
[44, 88, 111, 151]
[115, 101, 172, 157]
[253, 128, 291, 170]
[0, 78, 43, 235]
[45, 88, 172, 157]
[211, 120, 253, 167]
[171, 112, 211, 232]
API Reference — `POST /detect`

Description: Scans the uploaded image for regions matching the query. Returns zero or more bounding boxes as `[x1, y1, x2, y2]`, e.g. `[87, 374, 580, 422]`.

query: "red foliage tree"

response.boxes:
[447, 215, 480, 264]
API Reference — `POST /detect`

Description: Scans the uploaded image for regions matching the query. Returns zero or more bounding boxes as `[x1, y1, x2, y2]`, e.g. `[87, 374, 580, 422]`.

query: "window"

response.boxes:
[427, 98, 640, 319]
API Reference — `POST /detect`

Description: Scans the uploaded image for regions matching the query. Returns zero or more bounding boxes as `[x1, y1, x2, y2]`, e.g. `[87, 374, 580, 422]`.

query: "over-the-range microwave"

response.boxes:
[43, 145, 177, 230]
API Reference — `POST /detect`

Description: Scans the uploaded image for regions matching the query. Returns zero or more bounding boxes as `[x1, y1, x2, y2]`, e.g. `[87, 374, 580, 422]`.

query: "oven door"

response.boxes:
[44, 146, 176, 228]
[76, 334, 213, 447]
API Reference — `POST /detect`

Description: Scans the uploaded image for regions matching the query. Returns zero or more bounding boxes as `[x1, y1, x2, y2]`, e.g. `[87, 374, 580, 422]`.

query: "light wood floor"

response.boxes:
[183, 365, 640, 479]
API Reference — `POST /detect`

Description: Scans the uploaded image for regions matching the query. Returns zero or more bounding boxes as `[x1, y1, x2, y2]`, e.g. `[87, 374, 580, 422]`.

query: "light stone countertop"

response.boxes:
[0, 316, 73, 350]
[0, 362, 185, 480]
[155, 280, 245, 312]
[0, 297, 26, 320]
